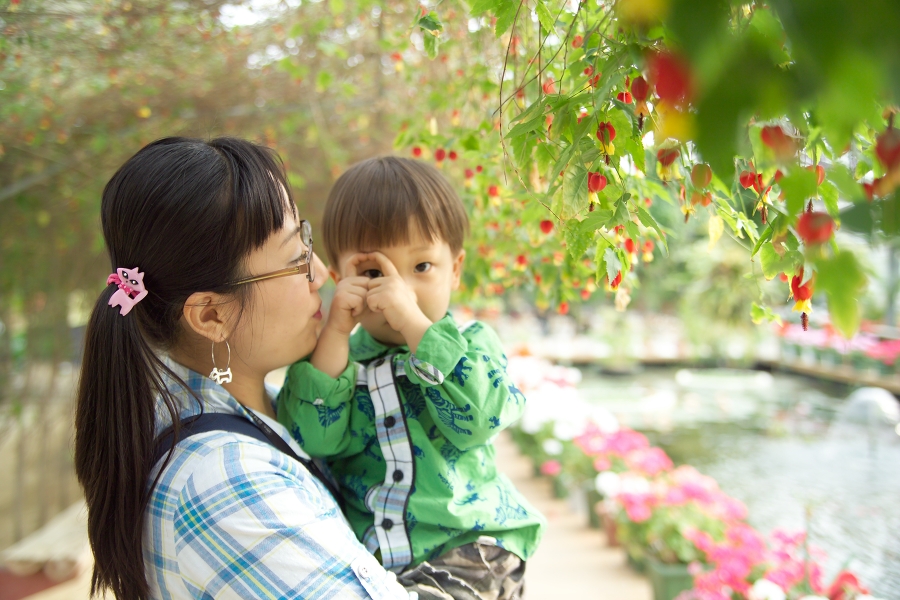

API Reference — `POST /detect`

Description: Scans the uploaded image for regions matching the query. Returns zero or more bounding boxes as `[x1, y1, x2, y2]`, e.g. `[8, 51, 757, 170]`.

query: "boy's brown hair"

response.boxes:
[322, 156, 469, 267]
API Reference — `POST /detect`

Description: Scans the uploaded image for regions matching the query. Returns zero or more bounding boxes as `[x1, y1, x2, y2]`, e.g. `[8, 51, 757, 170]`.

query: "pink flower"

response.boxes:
[602, 429, 650, 457]
[625, 447, 673, 476]
[540, 459, 562, 476]
[593, 456, 611, 471]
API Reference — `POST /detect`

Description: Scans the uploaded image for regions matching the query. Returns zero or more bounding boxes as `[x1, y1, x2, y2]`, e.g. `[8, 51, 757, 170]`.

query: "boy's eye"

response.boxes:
[414, 262, 432, 273]
[362, 269, 383, 279]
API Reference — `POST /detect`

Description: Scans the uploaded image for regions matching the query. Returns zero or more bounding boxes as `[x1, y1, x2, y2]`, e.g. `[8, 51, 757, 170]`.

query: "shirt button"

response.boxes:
[382, 518, 394, 530]
[392, 469, 404, 482]
[374, 357, 385, 367]
[384, 416, 396, 428]
[358, 565, 371, 580]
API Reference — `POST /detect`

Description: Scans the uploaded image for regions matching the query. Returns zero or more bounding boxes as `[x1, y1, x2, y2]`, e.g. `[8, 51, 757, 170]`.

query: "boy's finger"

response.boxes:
[341, 275, 373, 289]
[366, 251, 400, 278]
[342, 252, 374, 276]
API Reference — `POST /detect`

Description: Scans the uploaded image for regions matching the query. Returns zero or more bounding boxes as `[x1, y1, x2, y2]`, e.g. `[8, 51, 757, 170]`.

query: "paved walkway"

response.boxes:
[492, 431, 652, 600]
[22, 432, 651, 600]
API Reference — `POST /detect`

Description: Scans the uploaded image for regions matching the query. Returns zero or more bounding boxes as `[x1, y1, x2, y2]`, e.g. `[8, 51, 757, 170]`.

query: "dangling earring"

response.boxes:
[209, 340, 233, 384]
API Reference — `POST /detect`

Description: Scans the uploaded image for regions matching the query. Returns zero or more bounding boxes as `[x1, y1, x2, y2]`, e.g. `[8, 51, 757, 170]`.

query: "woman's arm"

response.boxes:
[167, 442, 410, 599]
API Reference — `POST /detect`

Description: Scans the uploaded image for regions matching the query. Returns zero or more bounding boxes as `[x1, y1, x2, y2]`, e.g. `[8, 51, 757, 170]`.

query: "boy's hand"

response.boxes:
[363, 251, 432, 351]
[324, 253, 373, 336]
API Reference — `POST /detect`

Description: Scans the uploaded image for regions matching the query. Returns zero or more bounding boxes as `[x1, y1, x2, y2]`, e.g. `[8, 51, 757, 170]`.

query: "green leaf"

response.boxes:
[624, 220, 641, 246]
[460, 133, 481, 152]
[611, 193, 631, 226]
[828, 164, 865, 203]
[751, 224, 774, 257]
[535, 0, 555, 33]
[418, 13, 443, 35]
[815, 250, 867, 338]
[547, 143, 577, 192]
[579, 209, 614, 233]
[751, 302, 783, 326]
[819, 181, 839, 218]
[778, 169, 817, 216]
[494, 0, 518, 37]
[595, 237, 611, 282]
[468, 0, 500, 16]
[603, 247, 621, 281]
[839, 202, 874, 235]
[634, 204, 668, 255]
[626, 136, 646, 173]
[510, 133, 534, 170]
[315, 69, 333, 92]
[564, 220, 593, 260]
[561, 164, 589, 219]
[758, 243, 802, 280]
[423, 32, 440, 60]
[507, 114, 545, 138]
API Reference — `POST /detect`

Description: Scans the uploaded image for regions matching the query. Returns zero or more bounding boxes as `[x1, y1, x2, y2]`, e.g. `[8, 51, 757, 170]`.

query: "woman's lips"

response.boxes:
[313, 308, 323, 320]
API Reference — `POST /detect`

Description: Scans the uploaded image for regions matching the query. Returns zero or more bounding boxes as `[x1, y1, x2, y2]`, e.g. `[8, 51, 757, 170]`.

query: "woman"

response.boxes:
[74, 137, 411, 599]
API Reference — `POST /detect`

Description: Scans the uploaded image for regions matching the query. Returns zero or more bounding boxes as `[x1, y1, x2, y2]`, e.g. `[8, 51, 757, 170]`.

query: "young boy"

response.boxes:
[277, 157, 544, 599]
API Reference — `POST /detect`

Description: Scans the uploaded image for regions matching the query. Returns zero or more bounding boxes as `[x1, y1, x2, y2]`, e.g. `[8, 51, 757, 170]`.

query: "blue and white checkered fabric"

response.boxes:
[144, 358, 412, 599]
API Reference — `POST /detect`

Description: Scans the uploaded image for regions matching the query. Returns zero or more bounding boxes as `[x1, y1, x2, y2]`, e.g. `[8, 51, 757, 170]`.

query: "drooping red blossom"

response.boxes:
[691, 163, 712, 188]
[876, 126, 900, 172]
[630, 76, 650, 102]
[588, 171, 608, 193]
[596, 122, 616, 143]
[656, 147, 680, 167]
[571, 35, 584, 48]
[540, 219, 553, 234]
[487, 184, 499, 197]
[797, 212, 835, 245]
[761, 125, 797, 158]
[617, 91, 633, 104]
[624, 238, 636, 253]
[434, 148, 446, 161]
[412, 146, 423, 157]
[791, 268, 814, 301]
[648, 50, 693, 106]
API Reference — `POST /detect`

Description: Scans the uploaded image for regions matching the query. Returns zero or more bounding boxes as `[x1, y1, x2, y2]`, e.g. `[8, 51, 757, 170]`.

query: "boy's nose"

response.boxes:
[310, 253, 328, 291]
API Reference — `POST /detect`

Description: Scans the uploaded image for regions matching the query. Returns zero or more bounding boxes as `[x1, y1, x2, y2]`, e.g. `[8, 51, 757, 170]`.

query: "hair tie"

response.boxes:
[107, 267, 149, 316]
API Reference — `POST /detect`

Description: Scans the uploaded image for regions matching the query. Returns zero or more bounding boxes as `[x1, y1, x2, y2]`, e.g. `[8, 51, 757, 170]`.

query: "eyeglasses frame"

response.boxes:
[231, 220, 315, 285]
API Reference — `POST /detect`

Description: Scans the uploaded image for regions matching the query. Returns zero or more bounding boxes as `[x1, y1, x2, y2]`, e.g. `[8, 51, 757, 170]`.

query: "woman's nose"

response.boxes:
[310, 253, 328, 291]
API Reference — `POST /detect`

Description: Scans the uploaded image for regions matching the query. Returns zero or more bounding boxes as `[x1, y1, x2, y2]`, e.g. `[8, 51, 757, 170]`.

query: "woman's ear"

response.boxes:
[451, 249, 466, 290]
[182, 292, 237, 342]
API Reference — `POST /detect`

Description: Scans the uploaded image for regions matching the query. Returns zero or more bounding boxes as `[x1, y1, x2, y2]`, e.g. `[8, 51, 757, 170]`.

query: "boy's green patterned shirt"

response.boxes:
[277, 315, 545, 567]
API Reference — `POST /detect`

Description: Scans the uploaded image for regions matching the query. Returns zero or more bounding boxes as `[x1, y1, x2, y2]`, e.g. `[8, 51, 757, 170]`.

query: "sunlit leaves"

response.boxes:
[815, 250, 867, 338]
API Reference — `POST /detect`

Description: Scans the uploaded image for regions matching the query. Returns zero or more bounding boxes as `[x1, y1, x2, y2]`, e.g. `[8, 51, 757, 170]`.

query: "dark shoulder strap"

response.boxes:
[153, 413, 269, 466]
[152, 412, 345, 510]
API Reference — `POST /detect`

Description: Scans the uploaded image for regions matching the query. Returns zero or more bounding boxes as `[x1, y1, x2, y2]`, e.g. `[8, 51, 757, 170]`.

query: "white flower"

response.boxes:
[618, 473, 650, 495]
[595, 471, 621, 497]
[552, 419, 580, 441]
[749, 579, 785, 600]
[542, 439, 564, 456]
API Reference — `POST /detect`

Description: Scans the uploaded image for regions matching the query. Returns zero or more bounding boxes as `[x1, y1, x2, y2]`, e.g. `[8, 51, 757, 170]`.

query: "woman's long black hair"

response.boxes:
[74, 137, 296, 599]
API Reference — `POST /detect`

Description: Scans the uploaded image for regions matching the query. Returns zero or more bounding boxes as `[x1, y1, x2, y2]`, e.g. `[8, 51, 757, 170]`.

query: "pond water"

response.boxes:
[577, 367, 900, 598]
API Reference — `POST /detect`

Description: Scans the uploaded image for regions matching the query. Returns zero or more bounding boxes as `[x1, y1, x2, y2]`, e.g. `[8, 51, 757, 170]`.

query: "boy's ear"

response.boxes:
[451, 249, 466, 290]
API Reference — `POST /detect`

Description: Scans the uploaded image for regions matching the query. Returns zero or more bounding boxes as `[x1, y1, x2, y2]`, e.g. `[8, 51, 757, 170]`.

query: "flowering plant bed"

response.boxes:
[506, 355, 883, 600]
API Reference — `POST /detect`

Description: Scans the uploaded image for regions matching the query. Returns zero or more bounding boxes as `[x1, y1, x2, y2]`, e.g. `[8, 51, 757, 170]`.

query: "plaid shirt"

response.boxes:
[144, 359, 412, 599]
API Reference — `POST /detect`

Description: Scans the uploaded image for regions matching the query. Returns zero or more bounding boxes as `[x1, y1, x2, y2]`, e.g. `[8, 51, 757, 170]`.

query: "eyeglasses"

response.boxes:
[232, 220, 315, 285]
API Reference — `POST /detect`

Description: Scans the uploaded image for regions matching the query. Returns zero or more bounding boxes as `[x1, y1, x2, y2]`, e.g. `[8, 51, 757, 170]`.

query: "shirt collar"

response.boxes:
[155, 356, 279, 436]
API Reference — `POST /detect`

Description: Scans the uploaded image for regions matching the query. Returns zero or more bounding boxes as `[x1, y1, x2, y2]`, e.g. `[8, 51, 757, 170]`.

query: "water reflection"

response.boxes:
[578, 367, 900, 598]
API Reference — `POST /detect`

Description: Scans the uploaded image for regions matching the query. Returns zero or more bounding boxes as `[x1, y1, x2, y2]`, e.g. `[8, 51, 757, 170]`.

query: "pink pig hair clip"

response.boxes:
[107, 267, 149, 316]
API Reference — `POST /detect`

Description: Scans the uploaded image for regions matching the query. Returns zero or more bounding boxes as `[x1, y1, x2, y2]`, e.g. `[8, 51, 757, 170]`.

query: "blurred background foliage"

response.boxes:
[1, 0, 899, 364]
